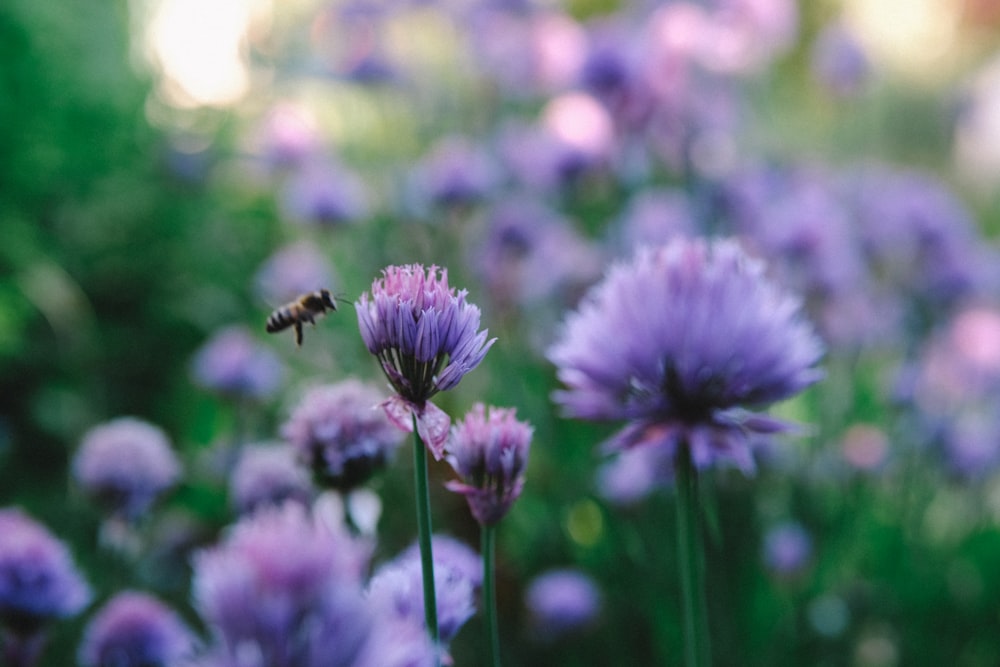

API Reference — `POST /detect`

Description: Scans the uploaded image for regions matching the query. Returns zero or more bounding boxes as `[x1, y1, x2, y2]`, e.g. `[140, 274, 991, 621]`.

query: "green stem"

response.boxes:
[676, 444, 711, 667]
[482, 523, 501, 667]
[412, 417, 441, 663]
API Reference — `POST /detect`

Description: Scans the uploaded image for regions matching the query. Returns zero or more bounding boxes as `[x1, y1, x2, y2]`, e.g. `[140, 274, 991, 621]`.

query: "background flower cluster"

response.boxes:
[4, 0, 1000, 664]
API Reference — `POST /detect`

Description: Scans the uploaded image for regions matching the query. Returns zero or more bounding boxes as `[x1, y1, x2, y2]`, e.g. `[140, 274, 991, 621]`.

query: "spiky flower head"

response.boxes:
[191, 502, 373, 667]
[78, 591, 195, 667]
[444, 403, 533, 526]
[281, 380, 404, 490]
[355, 264, 496, 458]
[0, 508, 91, 637]
[72, 417, 181, 521]
[548, 238, 824, 473]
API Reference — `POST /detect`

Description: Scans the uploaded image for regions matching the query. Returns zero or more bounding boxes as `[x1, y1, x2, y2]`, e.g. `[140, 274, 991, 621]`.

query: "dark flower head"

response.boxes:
[229, 443, 312, 514]
[548, 238, 824, 473]
[0, 509, 91, 637]
[191, 502, 372, 667]
[355, 264, 496, 457]
[190, 326, 285, 400]
[281, 380, 404, 490]
[444, 403, 533, 526]
[78, 591, 194, 667]
[525, 569, 601, 640]
[73, 417, 181, 521]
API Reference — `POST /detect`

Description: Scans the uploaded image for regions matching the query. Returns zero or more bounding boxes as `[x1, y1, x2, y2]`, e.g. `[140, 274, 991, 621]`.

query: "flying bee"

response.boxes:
[266, 289, 346, 346]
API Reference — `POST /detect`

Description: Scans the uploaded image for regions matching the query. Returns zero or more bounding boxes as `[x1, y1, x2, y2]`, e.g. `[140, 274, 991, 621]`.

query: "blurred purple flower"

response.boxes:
[229, 443, 312, 514]
[611, 188, 696, 253]
[191, 502, 373, 667]
[399, 535, 483, 589]
[190, 326, 285, 400]
[525, 569, 601, 639]
[78, 591, 194, 667]
[255, 103, 321, 168]
[762, 521, 812, 576]
[410, 135, 500, 208]
[254, 241, 336, 307]
[0, 509, 91, 637]
[73, 417, 181, 521]
[914, 305, 1000, 411]
[943, 411, 1000, 479]
[444, 403, 532, 526]
[811, 23, 870, 97]
[595, 443, 673, 506]
[355, 264, 495, 458]
[472, 197, 603, 309]
[281, 380, 404, 490]
[549, 238, 824, 473]
[368, 539, 478, 646]
[279, 159, 370, 227]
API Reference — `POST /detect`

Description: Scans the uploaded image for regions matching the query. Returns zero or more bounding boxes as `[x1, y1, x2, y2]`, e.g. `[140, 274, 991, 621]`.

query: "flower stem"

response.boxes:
[676, 444, 711, 667]
[412, 417, 441, 663]
[482, 523, 501, 667]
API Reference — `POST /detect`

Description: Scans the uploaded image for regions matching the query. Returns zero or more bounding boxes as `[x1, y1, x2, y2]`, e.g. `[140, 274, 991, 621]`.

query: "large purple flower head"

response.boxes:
[229, 443, 313, 514]
[444, 403, 533, 526]
[548, 238, 824, 473]
[78, 591, 195, 667]
[190, 326, 285, 400]
[355, 264, 496, 458]
[0, 509, 91, 637]
[191, 502, 373, 667]
[281, 380, 405, 490]
[525, 569, 601, 640]
[73, 418, 181, 521]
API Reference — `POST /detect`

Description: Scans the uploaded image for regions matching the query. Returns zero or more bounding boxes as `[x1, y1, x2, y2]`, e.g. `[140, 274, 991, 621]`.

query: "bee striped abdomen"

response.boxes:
[266, 306, 298, 333]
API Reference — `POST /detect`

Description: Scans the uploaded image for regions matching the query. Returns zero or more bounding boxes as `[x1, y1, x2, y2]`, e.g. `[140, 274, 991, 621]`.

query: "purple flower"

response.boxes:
[762, 521, 813, 576]
[0, 509, 91, 637]
[611, 188, 696, 253]
[399, 535, 483, 589]
[548, 238, 824, 473]
[410, 135, 500, 208]
[444, 403, 532, 526]
[281, 380, 405, 490]
[190, 326, 285, 400]
[78, 591, 194, 667]
[368, 538, 479, 646]
[811, 23, 870, 97]
[525, 569, 601, 639]
[279, 159, 369, 227]
[72, 418, 181, 521]
[191, 502, 373, 667]
[595, 443, 673, 506]
[254, 241, 336, 307]
[229, 443, 312, 514]
[255, 103, 321, 168]
[355, 264, 496, 458]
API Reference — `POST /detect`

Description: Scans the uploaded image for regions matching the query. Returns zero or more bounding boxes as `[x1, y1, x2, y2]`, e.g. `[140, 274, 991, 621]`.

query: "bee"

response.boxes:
[266, 289, 344, 346]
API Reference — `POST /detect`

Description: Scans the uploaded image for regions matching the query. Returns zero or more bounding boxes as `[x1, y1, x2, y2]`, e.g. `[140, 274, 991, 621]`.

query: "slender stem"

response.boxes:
[482, 523, 501, 667]
[675, 444, 711, 667]
[412, 416, 441, 662]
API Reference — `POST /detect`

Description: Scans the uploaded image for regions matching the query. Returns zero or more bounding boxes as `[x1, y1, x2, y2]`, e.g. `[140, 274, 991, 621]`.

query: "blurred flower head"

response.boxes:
[279, 159, 370, 227]
[191, 502, 373, 667]
[73, 417, 181, 521]
[368, 537, 479, 646]
[0, 508, 91, 637]
[525, 569, 601, 640]
[445, 403, 533, 526]
[762, 521, 813, 577]
[281, 380, 404, 490]
[811, 23, 870, 97]
[410, 135, 500, 209]
[229, 443, 313, 514]
[398, 535, 483, 589]
[611, 188, 696, 253]
[254, 241, 336, 307]
[355, 264, 495, 457]
[78, 591, 195, 667]
[190, 325, 285, 400]
[595, 443, 673, 506]
[255, 103, 321, 168]
[549, 238, 824, 473]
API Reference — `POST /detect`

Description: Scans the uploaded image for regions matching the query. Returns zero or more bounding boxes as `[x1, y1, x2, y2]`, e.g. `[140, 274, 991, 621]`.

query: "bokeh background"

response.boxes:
[5, 0, 1000, 664]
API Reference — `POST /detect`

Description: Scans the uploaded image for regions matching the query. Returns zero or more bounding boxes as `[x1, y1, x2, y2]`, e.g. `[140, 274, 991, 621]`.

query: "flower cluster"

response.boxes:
[355, 264, 495, 456]
[78, 591, 194, 667]
[549, 237, 824, 473]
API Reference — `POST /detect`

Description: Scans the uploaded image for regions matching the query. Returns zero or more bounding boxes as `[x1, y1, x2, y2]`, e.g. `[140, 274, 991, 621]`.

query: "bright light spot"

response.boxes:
[542, 93, 614, 158]
[843, 0, 959, 80]
[145, 0, 270, 108]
